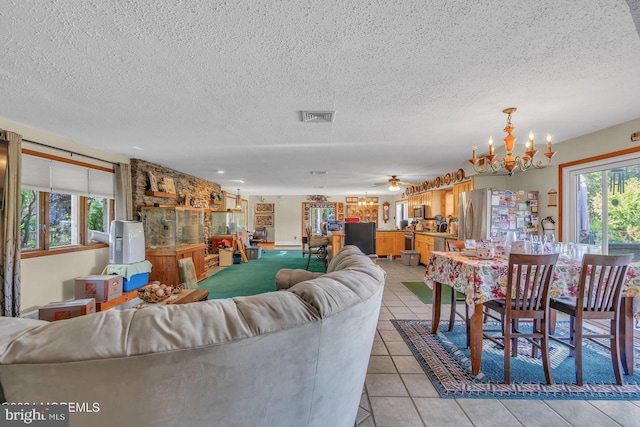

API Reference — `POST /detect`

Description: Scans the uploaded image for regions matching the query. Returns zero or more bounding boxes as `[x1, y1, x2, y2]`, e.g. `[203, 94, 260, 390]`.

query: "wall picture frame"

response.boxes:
[255, 214, 274, 227]
[162, 178, 176, 194]
[147, 171, 158, 192]
[255, 203, 274, 213]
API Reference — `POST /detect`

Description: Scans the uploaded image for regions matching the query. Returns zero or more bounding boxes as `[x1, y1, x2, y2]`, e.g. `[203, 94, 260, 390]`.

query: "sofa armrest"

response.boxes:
[275, 269, 324, 290]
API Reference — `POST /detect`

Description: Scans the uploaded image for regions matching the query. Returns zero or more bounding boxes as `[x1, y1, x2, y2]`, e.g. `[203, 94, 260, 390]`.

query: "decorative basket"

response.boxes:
[138, 283, 183, 303]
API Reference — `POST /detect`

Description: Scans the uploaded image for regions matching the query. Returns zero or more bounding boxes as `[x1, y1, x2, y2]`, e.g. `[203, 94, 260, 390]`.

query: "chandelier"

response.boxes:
[469, 107, 556, 176]
[358, 192, 374, 206]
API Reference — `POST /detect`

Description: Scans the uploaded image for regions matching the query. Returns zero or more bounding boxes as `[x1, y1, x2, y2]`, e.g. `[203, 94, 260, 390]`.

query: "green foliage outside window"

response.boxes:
[584, 166, 640, 244]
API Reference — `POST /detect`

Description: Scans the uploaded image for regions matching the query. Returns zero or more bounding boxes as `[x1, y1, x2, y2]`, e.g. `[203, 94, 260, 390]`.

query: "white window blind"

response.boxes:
[21, 155, 50, 192]
[89, 169, 115, 198]
[22, 154, 114, 198]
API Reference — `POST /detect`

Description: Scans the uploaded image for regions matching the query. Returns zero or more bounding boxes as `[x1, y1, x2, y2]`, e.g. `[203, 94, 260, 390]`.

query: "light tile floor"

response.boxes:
[358, 257, 640, 427]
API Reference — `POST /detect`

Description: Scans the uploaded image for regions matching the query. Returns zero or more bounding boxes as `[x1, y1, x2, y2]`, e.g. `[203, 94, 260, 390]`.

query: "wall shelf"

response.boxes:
[145, 191, 176, 198]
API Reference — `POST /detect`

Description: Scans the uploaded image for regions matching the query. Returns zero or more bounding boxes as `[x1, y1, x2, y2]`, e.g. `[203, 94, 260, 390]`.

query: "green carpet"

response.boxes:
[199, 249, 326, 299]
[401, 282, 464, 305]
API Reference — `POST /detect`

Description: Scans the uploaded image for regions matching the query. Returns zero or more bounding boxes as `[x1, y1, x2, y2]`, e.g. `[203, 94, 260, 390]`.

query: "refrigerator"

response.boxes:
[458, 188, 539, 241]
[344, 222, 376, 255]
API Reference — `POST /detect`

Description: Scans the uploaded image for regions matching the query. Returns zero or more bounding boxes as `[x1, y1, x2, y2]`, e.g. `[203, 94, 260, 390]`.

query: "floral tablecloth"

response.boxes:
[424, 251, 640, 325]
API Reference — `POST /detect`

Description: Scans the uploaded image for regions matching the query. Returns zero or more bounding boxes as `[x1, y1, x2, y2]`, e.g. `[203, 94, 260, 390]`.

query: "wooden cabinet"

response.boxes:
[146, 243, 206, 285]
[376, 231, 406, 257]
[394, 232, 406, 254]
[346, 205, 378, 226]
[452, 178, 474, 217]
[415, 234, 434, 265]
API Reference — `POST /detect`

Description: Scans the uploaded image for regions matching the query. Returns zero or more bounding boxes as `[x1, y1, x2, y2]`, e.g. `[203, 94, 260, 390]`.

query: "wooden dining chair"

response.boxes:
[482, 253, 559, 385]
[447, 240, 468, 337]
[549, 253, 633, 385]
[305, 226, 330, 271]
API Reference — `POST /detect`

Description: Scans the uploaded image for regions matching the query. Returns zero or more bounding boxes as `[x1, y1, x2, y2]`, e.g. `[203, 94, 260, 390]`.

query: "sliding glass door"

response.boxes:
[565, 155, 640, 261]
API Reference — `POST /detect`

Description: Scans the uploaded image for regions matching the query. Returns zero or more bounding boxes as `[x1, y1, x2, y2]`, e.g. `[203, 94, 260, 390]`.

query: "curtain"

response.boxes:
[114, 162, 133, 221]
[0, 130, 22, 317]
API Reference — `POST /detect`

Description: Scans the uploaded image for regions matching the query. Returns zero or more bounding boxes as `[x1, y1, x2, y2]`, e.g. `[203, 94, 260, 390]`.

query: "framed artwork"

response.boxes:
[162, 178, 176, 194]
[255, 214, 273, 226]
[147, 171, 158, 192]
[346, 197, 358, 203]
[256, 203, 274, 213]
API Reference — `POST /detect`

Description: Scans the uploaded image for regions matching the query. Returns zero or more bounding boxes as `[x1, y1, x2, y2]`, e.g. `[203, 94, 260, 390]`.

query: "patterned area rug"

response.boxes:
[392, 319, 640, 399]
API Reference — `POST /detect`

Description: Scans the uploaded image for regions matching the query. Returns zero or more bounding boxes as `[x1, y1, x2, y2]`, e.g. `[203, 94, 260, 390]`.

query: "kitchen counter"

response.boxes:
[413, 231, 458, 239]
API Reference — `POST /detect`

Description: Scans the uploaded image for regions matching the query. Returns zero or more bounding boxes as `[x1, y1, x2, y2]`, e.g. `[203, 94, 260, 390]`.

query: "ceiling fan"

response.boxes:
[374, 175, 418, 191]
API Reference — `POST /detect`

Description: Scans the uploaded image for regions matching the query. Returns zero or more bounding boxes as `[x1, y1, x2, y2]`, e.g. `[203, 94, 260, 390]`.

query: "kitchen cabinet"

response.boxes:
[452, 178, 474, 217]
[415, 233, 434, 265]
[376, 231, 405, 257]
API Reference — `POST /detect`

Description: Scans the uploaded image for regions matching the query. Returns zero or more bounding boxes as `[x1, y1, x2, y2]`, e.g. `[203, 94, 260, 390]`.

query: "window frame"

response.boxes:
[559, 146, 640, 243]
[20, 149, 115, 259]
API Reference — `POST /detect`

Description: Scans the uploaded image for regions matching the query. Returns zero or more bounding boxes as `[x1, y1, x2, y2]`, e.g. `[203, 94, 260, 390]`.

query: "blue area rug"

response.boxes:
[392, 319, 640, 399]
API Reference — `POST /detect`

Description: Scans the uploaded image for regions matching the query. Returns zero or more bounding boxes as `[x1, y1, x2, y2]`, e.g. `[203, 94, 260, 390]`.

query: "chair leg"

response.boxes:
[305, 250, 312, 270]
[574, 317, 583, 386]
[448, 286, 456, 331]
[541, 316, 553, 384]
[610, 317, 625, 385]
[531, 319, 539, 359]
[512, 319, 519, 357]
[504, 325, 511, 385]
[465, 304, 470, 349]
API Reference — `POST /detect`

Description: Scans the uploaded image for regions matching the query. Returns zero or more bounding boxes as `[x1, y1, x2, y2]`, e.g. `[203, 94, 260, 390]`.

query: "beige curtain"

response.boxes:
[114, 162, 133, 221]
[0, 130, 22, 317]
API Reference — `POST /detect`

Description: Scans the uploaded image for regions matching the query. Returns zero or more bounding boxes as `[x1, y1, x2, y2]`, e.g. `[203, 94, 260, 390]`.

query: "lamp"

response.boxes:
[235, 189, 242, 210]
[389, 182, 400, 191]
[469, 107, 556, 176]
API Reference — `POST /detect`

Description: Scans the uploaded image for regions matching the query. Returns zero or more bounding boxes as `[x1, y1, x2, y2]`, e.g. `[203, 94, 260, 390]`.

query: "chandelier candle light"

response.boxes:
[470, 107, 556, 176]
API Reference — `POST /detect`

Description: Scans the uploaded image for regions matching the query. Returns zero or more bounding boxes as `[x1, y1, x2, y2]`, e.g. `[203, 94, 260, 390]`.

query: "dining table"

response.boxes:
[424, 251, 640, 376]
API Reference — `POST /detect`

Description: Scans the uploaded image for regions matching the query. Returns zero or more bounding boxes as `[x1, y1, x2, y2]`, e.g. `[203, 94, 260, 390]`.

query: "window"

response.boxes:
[562, 150, 640, 261]
[20, 152, 115, 256]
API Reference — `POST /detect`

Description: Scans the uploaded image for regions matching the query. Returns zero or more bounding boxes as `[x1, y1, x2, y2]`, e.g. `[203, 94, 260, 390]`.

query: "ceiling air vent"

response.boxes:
[301, 111, 335, 123]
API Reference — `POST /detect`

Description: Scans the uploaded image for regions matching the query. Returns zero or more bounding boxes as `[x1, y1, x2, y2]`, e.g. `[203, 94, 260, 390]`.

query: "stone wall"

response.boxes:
[130, 158, 225, 254]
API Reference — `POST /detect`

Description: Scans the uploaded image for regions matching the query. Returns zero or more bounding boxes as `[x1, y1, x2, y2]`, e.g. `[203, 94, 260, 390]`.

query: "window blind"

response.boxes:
[22, 154, 115, 198]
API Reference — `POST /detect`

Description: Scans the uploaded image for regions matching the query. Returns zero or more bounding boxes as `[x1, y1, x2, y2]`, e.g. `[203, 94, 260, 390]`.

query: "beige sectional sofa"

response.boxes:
[0, 245, 386, 427]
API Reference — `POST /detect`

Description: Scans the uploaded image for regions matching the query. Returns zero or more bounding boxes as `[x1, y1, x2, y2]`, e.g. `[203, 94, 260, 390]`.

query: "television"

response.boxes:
[109, 220, 145, 264]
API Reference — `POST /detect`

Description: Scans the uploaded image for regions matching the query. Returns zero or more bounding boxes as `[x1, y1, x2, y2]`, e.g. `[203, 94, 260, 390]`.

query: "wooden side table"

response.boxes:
[169, 289, 209, 304]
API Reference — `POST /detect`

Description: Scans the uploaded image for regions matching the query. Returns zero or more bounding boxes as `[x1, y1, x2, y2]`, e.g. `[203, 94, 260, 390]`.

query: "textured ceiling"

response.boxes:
[2, 0, 640, 195]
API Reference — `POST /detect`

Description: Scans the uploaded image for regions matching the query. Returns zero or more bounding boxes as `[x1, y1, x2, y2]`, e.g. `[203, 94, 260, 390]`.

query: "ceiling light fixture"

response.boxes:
[469, 107, 556, 176]
[358, 192, 374, 206]
[389, 182, 400, 192]
[235, 189, 242, 210]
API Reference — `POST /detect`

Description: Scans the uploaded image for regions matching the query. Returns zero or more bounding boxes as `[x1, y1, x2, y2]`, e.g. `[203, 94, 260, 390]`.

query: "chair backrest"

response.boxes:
[506, 253, 559, 313]
[178, 257, 198, 290]
[447, 240, 465, 252]
[577, 253, 633, 312]
[254, 227, 267, 240]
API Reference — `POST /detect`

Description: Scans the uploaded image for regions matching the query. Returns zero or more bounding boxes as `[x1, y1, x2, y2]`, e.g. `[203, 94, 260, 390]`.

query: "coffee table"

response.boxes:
[169, 289, 209, 304]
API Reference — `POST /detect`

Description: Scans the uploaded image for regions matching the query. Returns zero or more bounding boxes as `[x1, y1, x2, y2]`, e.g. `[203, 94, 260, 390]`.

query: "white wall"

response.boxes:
[462, 117, 640, 228]
[22, 249, 110, 313]
[245, 194, 401, 246]
[8, 116, 640, 312]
